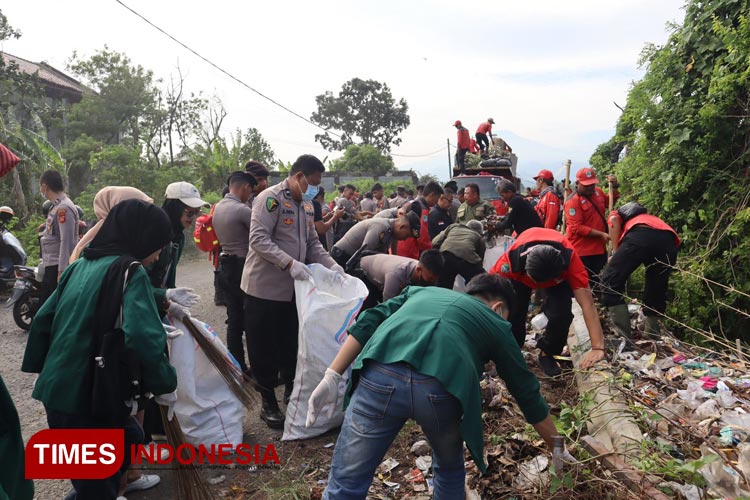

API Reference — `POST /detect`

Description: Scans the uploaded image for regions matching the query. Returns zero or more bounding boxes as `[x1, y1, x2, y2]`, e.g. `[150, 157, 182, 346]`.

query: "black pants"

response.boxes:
[218, 255, 248, 371]
[40, 264, 58, 306]
[510, 280, 573, 356]
[46, 408, 143, 500]
[243, 294, 299, 391]
[456, 148, 468, 173]
[475, 133, 489, 153]
[580, 253, 607, 295]
[600, 227, 679, 316]
[437, 252, 485, 289]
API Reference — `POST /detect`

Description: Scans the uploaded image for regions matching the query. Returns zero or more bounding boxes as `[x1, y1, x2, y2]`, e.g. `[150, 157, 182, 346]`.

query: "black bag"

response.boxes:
[91, 262, 144, 423]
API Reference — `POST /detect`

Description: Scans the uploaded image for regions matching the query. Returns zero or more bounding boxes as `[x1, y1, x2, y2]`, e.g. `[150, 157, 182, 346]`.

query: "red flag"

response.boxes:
[0, 142, 21, 178]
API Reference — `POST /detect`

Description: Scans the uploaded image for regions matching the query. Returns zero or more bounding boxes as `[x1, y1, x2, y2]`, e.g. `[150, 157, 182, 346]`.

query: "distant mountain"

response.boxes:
[401, 129, 614, 185]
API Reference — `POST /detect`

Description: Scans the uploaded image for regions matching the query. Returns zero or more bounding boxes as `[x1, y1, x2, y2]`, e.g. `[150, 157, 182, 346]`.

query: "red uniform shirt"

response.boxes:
[489, 228, 589, 290]
[397, 201, 432, 259]
[469, 139, 479, 154]
[608, 212, 681, 246]
[535, 188, 561, 230]
[457, 127, 471, 149]
[476, 121, 493, 135]
[564, 187, 612, 257]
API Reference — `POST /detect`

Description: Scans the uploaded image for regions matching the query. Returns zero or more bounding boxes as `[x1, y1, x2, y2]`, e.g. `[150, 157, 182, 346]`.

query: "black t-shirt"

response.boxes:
[428, 206, 452, 240]
[497, 194, 543, 235]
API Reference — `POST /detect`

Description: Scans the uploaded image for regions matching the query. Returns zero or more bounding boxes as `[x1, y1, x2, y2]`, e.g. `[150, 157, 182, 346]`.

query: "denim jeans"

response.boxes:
[324, 361, 465, 500]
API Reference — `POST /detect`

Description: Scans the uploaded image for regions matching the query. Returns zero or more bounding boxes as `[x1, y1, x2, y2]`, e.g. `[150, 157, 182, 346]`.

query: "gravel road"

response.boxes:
[0, 256, 286, 500]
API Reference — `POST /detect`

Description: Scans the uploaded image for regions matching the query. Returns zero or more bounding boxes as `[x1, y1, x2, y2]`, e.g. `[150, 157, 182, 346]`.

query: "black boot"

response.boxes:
[284, 383, 293, 405]
[260, 389, 284, 429]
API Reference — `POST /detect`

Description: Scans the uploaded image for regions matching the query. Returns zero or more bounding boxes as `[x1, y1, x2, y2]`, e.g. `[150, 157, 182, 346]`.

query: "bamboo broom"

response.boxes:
[159, 406, 213, 500]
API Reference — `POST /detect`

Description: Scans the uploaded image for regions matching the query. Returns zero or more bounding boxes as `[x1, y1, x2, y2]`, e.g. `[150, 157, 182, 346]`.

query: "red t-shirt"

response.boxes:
[457, 127, 471, 149]
[563, 188, 610, 257]
[396, 202, 432, 259]
[469, 139, 479, 154]
[535, 188, 561, 230]
[476, 122, 493, 135]
[608, 212, 681, 246]
[489, 228, 589, 290]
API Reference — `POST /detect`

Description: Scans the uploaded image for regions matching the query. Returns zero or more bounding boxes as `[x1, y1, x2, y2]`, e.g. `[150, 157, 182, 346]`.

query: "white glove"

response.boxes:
[164, 324, 182, 339]
[168, 301, 191, 321]
[290, 260, 312, 281]
[306, 368, 342, 428]
[155, 391, 178, 421]
[330, 263, 346, 275]
[166, 287, 200, 308]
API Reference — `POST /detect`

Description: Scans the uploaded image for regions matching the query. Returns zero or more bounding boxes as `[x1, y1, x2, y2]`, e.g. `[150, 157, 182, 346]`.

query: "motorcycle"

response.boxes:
[0, 216, 27, 292]
[6, 265, 42, 331]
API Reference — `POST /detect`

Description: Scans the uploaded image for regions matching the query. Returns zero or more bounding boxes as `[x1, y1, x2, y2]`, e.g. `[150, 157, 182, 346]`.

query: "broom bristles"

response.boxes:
[159, 406, 213, 500]
[182, 318, 260, 409]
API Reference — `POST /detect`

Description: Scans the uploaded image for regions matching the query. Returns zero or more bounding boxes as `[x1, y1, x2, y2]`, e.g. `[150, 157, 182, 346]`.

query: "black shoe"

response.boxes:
[284, 383, 293, 405]
[538, 353, 561, 377]
[260, 399, 285, 429]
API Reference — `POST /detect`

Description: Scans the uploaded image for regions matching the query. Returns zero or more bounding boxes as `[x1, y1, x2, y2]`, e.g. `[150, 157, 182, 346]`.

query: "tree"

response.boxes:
[590, 0, 750, 341]
[329, 144, 395, 174]
[311, 78, 410, 153]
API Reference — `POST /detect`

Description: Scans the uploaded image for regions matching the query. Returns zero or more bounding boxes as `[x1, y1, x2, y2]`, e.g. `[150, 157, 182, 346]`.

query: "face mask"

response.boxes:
[300, 177, 319, 201]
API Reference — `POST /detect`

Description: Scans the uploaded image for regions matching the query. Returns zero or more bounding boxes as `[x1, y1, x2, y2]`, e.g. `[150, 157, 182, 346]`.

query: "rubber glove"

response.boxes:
[290, 260, 312, 281]
[164, 324, 182, 339]
[306, 368, 342, 428]
[155, 390, 178, 421]
[166, 287, 200, 308]
[330, 263, 346, 275]
[167, 301, 190, 322]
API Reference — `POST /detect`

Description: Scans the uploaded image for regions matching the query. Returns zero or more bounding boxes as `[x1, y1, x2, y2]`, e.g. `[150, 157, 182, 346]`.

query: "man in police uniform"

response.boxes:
[329, 212, 420, 267]
[357, 250, 444, 307]
[245, 160, 270, 205]
[456, 183, 496, 224]
[39, 170, 79, 305]
[213, 171, 258, 373]
[241, 155, 342, 429]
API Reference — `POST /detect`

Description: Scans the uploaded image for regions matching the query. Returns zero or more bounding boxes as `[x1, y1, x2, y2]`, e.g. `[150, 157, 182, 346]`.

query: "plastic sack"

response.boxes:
[483, 235, 514, 271]
[167, 317, 244, 447]
[283, 264, 368, 440]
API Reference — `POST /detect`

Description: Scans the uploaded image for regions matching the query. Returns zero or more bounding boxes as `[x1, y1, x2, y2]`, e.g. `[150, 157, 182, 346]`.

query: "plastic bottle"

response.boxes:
[551, 436, 565, 474]
[531, 313, 549, 330]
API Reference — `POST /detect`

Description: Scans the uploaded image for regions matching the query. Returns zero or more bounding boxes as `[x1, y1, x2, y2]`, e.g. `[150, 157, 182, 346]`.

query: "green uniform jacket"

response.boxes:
[456, 199, 496, 224]
[432, 223, 487, 265]
[148, 231, 185, 310]
[346, 286, 548, 474]
[22, 257, 177, 415]
[0, 375, 33, 500]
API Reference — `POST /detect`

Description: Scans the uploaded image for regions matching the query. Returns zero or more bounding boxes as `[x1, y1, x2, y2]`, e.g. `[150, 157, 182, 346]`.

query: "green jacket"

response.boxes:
[0, 375, 33, 500]
[346, 286, 548, 474]
[22, 257, 177, 415]
[148, 231, 185, 310]
[432, 223, 487, 265]
[456, 199, 495, 224]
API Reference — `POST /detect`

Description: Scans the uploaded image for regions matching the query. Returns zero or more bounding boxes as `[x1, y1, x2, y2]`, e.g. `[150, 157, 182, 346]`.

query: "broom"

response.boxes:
[159, 406, 213, 500]
[181, 317, 260, 410]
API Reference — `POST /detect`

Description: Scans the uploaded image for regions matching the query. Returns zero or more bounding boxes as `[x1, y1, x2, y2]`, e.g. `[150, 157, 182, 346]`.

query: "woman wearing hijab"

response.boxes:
[69, 186, 154, 264]
[22, 200, 178, 500]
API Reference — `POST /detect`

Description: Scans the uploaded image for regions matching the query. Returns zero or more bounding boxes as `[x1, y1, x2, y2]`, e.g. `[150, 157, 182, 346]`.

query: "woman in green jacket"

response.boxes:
[306, 274, 562, 500]
[22, 199, 178, 500]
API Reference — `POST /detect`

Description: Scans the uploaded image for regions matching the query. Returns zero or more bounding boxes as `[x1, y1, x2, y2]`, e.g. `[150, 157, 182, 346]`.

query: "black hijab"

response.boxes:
[161, 198, 188, 240]
[83, 199, 172, 261]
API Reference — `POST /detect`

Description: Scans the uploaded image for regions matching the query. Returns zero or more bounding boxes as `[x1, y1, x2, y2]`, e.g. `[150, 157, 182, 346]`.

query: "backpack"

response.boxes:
[193, 204, 219, 252]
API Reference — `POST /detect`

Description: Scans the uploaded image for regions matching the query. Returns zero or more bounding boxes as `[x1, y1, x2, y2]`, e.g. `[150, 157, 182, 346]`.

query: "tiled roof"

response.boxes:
[1, 51, 93, 96]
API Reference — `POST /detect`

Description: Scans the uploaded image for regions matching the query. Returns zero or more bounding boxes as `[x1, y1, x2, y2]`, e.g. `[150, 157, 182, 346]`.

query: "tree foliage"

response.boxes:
[311, 78, 410, 153]
[329, 144, 395, 174]
[590, 0, 750, 341]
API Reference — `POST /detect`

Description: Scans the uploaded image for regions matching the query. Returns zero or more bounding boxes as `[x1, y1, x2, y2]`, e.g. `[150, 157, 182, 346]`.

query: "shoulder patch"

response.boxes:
[57, 208, 67, 224]
[569, 208, 576, 216]
[266, 197, 279, 212]
[501, 263, 510, 273]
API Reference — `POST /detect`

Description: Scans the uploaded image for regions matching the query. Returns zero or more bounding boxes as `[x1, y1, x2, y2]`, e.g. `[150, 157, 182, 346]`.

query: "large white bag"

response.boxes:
[167, 318, 244, 447]
[282, 264, 368, 441]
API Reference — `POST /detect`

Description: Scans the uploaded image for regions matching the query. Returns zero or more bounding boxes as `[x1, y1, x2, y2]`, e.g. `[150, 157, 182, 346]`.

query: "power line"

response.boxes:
[391, 146, 446, 158]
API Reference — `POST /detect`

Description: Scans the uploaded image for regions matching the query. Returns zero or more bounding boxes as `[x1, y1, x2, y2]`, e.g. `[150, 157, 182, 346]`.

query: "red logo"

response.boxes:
[25, 429, 124, 479]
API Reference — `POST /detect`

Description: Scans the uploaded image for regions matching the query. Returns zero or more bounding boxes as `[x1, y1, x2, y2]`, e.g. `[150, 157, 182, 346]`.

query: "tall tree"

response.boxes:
[311, 78, 409, 153]
[590, 0, 750, 340]
[329, 144, 395, 174]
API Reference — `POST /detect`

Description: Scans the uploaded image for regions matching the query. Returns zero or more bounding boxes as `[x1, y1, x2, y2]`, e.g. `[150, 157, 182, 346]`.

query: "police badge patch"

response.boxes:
[266, 198, 279, 212]
[501, 263, 510, 273]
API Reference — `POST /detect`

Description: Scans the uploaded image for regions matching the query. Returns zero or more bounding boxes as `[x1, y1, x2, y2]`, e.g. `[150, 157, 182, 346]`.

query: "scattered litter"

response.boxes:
[208, 475, 225, 485]
[382, 480, 400, 489]
[405, 468, 424, 483]
[512, 455, 549, 491]
[415, 455, 432, 472]
[377, 458, 399, 474]
[659, 481, 701, 500]
[410, 440, 431, 456]
[412, 483, 426, 492]
[323, 442, 334, 448]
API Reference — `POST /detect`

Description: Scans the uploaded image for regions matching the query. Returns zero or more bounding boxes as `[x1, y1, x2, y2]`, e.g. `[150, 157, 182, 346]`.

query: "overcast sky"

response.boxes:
[2, 0, 685, 182]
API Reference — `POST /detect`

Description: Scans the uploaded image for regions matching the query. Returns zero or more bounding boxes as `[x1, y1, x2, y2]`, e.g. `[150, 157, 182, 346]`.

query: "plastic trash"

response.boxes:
[410, 440, 431, 456]
[695, 398, 719, 420]
[716, 381, 738, 408]
[720, 426, 734, 446]
[531, 313, 549, 330]
[513, 455, 550, 491]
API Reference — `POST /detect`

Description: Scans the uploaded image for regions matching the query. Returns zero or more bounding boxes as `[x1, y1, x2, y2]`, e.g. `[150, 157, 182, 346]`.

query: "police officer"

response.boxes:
[358, 250, 444, 306]
[533, 169, 562, 230]
[563, 168, 618, 291]
[489, 227, 606, 377]
[330, 212, 420, 267]
[494, 180, 543, 235]
[601, 202, 680, 338]
[456, 183, 496, 224]
[432, 220, 487, 289]
[39, 170, 79, 304]
[212, 171, 258, 373]
[241, 155, 342, 429]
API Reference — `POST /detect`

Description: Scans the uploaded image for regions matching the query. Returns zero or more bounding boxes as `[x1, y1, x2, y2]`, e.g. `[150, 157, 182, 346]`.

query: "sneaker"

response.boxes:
[117, 497, 128, 500]
[145, 441, 171, 461]
[538, 353, 562, 377]
[123, 474, 161, 494]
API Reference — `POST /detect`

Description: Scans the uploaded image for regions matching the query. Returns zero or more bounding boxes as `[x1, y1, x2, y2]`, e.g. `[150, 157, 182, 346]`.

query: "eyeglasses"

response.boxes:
[183, 208, 202, 219]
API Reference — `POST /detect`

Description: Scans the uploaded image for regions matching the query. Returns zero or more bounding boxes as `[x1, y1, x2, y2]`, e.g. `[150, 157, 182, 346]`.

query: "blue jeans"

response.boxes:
[324, 361, 465, 500]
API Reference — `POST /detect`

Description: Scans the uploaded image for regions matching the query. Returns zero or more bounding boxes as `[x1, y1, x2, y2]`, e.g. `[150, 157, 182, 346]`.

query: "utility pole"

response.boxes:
[446, 138, 452, 179]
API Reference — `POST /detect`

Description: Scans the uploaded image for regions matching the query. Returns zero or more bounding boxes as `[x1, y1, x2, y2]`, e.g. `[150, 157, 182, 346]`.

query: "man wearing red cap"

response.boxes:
[475, 118, 495, 155]
[454, 120, 471, 174]
[563, 168, 618, 290]
[533, 169, 561, 230]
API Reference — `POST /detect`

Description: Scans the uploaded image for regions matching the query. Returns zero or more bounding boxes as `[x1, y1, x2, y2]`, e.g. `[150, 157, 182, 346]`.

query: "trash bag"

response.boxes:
[283, 264, 368, 440]
[483, 235, 514, 271]
[479, 157, 512, 168]
[167, 318, 244, 447]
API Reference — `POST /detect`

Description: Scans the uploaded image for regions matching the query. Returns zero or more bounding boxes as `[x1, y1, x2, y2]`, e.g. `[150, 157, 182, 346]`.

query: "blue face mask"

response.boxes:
[301, 178, 319, 201]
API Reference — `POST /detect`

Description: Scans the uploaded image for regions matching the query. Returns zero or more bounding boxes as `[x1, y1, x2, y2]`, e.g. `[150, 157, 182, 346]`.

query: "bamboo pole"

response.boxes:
[561, 160, 571, 234]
